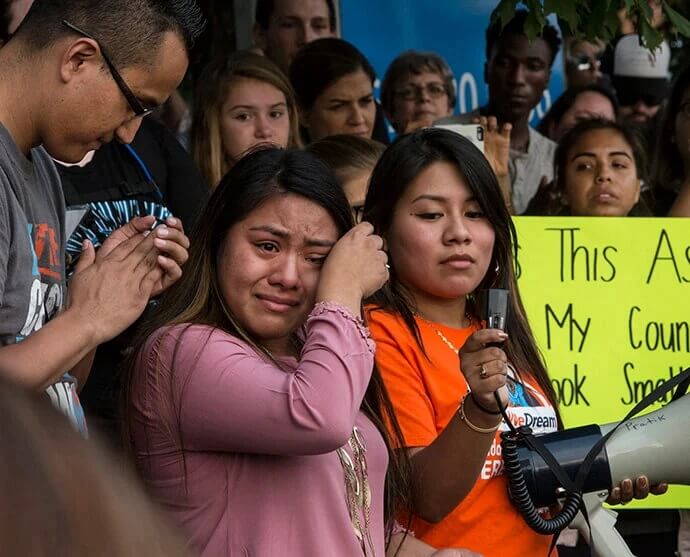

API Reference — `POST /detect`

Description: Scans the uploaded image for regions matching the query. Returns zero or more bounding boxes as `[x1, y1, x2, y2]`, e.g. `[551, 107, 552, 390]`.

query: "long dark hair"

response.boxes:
[123, 147, 411, 534]
[651, 63, 690, 197]
[364, 128, 561, 421]
[289, 37, 376, 112]
[536, 83, 619, 140]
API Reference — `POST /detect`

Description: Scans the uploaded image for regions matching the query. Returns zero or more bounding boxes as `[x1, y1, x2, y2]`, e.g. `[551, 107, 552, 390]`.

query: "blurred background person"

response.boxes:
[0, 375, 187, 557]
[0, 0, 32, 44]
[307, 134, 385, 222]
[252, 0, 392, 144]
[537, 83, 618, 142]
[435, 9, 561, 214]
[563, 37, 608, 88]
[526, 119, 649, 216]
[618, 0, 666, 36]
[381, 50, 455, 135]
[252, 0, 336, 76]
[192, 50, 301, 187]
[612, 34, 671, 127]
[290, 37, 377, 144]
[650, 63, 690, 216]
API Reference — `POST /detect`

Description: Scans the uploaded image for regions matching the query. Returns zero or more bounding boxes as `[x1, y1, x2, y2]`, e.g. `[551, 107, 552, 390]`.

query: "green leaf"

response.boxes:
[525, 0, 547, 25]
[663, 0, 690, 37]
[637, 15, 664, 50]
[557, 18, 575, 39]
[601, 7, 622, 40]
[585, 0, 611, 38]
[638, 0, 654, 19]
[491, 0, 518, 29]
[523, 9, 544, 41]
[547, 0, 579, 32]
[542, 0, 559, 16]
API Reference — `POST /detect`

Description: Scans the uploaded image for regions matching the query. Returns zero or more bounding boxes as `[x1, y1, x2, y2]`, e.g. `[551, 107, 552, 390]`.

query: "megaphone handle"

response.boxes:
[570, 492, 636, 557]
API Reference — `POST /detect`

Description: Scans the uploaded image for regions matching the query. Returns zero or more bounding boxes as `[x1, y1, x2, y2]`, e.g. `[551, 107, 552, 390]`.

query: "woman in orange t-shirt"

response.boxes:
[362, 129, 659, 557]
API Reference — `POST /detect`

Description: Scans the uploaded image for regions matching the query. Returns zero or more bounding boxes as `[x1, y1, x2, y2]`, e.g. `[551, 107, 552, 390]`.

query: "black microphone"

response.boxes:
[482, 288, 511, 416]
[484, 288, 509, 346]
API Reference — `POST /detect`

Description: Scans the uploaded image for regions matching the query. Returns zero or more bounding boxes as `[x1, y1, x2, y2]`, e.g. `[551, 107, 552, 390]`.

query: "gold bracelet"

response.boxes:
[458, 393, 502, 434]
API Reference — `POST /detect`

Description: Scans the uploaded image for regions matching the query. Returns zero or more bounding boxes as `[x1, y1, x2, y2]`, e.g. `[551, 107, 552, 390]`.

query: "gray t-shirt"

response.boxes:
[0, 123, 86, 434]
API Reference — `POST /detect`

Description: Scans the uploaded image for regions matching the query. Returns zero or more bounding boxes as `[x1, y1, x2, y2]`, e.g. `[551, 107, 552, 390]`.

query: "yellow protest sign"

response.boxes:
[515, 217, 690, 509]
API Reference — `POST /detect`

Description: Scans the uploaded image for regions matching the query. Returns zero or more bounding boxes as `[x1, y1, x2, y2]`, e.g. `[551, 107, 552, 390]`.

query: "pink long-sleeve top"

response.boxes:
[129, 303, 387, 557]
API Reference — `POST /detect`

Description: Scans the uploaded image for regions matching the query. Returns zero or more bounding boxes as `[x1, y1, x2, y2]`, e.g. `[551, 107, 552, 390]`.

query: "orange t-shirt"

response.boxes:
[367, 307, 557, 557]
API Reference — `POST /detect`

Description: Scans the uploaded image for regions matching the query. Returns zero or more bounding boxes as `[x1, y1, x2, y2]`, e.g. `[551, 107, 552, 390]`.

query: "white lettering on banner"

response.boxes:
[535, 89, 552, 120]
[528, 90, 553, 125]
[458, 72, 478, 114]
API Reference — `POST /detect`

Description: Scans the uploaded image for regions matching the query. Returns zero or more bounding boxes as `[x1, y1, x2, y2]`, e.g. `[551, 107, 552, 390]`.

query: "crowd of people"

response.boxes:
[0, 0, 688, 556]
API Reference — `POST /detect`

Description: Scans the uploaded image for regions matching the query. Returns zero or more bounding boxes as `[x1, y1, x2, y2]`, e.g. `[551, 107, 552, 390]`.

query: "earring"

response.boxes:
[487, 260, 501, 288]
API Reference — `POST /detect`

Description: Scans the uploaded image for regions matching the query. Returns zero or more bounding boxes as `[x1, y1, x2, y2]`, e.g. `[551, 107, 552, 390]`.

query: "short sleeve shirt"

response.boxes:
[0, 123, 86, 434]
[367, 307, 557, 556]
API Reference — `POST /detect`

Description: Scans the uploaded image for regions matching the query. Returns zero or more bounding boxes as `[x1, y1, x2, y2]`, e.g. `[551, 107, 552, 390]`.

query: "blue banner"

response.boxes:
[340, 0, 565, 127]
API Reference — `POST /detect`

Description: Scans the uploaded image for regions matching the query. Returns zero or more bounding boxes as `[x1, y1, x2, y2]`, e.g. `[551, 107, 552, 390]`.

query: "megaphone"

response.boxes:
[507, 394, 690, 557]
[481, 286, 688, 556]
[516, 394, 690, 506]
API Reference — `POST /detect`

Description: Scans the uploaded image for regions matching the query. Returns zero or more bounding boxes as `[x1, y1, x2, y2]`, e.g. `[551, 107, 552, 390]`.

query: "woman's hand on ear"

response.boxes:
[316, 222, 388, 316]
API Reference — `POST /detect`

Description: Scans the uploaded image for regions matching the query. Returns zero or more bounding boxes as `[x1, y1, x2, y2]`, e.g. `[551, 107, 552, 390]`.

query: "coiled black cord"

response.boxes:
[495, 392, 584, 535]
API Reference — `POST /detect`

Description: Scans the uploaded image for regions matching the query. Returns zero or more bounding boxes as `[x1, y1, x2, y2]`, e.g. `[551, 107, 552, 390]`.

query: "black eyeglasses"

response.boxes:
[62, 20, 156, 118]
[618, 89, 664, 108]
[395, 82, 448, 101]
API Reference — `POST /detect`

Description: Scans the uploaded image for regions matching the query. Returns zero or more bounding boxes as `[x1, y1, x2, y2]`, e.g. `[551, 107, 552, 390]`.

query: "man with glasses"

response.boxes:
[0, 0, 204, 433]
[381, 50, 455, 135]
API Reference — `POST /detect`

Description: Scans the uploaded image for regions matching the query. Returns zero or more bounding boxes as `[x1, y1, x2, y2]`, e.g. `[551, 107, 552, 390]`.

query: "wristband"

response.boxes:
[458, 394, 501, 434]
